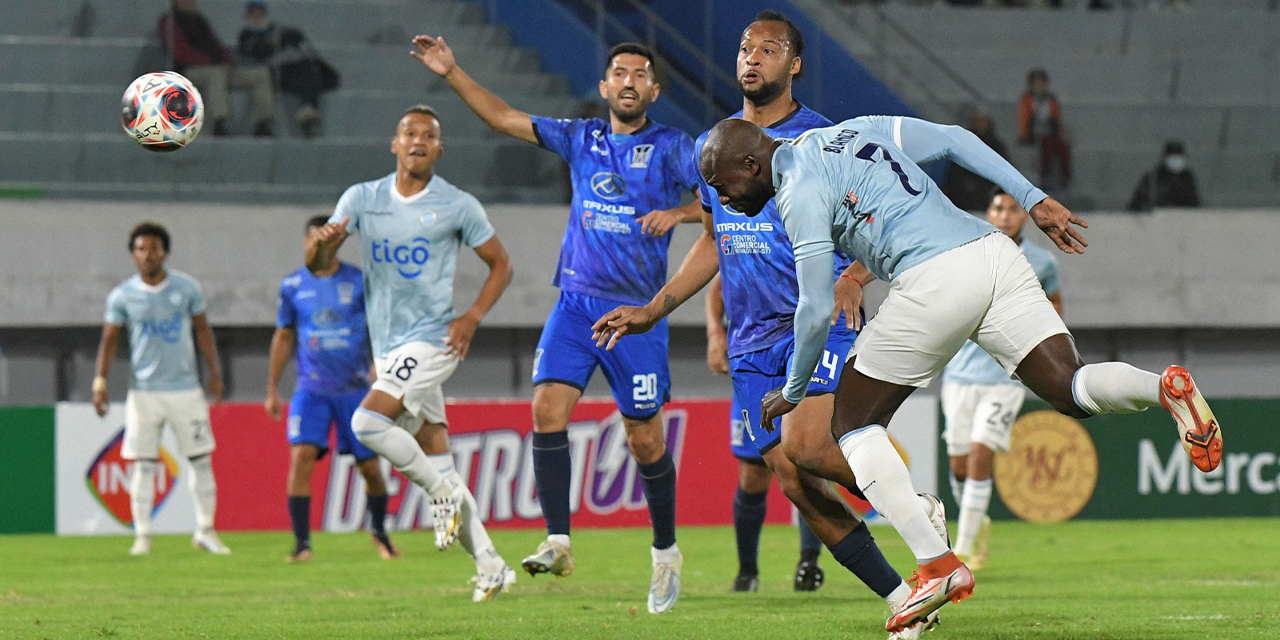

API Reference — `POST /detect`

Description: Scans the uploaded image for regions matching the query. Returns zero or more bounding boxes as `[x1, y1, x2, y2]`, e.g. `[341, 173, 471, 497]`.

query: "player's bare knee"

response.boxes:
[1048, 393, 1090, 419]
[623, 418, 665, 463]
[948, 456, 968, 482]
[531, 398, 570, 434]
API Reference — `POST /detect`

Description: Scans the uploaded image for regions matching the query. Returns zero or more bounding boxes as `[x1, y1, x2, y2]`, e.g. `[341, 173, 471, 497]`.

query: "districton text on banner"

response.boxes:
[52, 397, 939, 535]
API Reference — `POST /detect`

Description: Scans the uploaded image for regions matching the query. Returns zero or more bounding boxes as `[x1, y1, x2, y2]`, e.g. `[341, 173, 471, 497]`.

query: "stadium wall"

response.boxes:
[1, 200, 1278, 330]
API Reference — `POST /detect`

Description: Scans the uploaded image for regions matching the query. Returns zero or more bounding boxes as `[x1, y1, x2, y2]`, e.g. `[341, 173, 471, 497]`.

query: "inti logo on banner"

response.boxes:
[85, 428, 180, 525]
[320, 410, 688, 532]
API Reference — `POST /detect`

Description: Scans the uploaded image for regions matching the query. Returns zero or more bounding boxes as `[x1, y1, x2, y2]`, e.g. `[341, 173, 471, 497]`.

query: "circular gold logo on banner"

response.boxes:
[995, 410, 1098, 523]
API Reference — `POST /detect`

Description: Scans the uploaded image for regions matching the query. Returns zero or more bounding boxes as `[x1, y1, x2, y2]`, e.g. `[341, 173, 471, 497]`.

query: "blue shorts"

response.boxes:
[287, 388, 376, 461]
[729, 329, 855, 455]
[533, 291, 671, 420]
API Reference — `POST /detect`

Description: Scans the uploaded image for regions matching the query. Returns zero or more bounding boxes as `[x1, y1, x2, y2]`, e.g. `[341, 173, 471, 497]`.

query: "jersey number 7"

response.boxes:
[856, 143, 921, 196]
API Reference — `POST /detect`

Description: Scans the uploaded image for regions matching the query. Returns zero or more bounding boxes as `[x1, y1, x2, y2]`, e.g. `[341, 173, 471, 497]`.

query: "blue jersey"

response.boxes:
[776, 116, 1049, 403]
[696, 105, 854, 357]
[104, 270, 206, 392]
[943, 239, 1060, 385]
[531, 116, 700, 305]
[277, 263, 371, 395]
[331, 173, 496, 357]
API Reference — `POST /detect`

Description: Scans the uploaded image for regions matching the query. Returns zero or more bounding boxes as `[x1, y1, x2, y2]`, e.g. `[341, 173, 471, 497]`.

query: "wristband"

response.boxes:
[839, 274, 862, 282]
[92, 376, 107, 394]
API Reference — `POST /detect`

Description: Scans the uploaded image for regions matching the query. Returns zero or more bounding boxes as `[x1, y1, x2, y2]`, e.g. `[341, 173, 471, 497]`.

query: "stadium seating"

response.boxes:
[0, 0, 580, 204]
[810, 1, 1280, 210]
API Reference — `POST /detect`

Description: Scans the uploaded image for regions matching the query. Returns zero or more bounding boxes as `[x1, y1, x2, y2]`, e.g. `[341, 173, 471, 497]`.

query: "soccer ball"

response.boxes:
[120, 72, 204, 152]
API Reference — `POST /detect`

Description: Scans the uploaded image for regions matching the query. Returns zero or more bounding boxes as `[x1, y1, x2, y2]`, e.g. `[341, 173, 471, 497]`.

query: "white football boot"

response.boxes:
[431, 482, 465, 551]
[192, 529, 231, 554]
[129, 535, 151, 556]
[648, 546, 683, 614]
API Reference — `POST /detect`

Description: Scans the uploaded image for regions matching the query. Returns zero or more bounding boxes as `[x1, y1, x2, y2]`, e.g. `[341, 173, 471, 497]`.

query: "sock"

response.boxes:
[839, 425, 949, 563]
[638, 450, 677, 550]
[826, 522, 904, 598]
[189, 455, 217, 532]
[548, 534, 571, 547]
[288, 496, 310, 549]
[797, 509, 822, 563]
[950, 474, 965, 507]
[129, 460, 157, 537]
[1072, 363, 1161, 415]
[366, 493, 388, 535]
[732, 487, 767, 576]
[652, 542, 681, 563]
[351, 409, 446, 497]
[532, 431, 572, 537]
[886, 582, 912, 611]
[954, 478, 992, 556]
[428, 453, 499, 570]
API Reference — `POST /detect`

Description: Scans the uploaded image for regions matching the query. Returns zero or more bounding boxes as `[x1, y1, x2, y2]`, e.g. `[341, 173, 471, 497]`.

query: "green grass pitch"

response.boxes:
[1, 519, 1276, 639]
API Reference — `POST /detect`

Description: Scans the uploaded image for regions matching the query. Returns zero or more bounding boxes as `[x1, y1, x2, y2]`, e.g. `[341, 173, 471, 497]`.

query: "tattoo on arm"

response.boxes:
[661, 294, 678, 313]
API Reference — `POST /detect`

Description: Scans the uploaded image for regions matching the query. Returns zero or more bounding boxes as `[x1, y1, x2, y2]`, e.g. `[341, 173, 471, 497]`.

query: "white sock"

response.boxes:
[886, 581, 911, 611]
[129, 460, 156, 537]
[839, 425, 949, 563]
[352, 409, 446, 497]
[651, 542, 681, 563]
[428, 453, 499, 569]
[188, 455, 217, 532]
[954, 478, 992, 556]
[1072, 363, 1161, 415]
[949, 474, 965, 505]
[548, 534, 571, 548]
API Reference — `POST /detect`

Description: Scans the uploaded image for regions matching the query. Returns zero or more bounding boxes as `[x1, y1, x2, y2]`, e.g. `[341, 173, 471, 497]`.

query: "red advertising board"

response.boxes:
[208, 399, 793, 532]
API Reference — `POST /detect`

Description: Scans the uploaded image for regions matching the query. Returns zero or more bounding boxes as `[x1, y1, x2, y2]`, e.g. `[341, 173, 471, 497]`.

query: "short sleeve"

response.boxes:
[276, 280, 297, 329]
[187, 279, 207, 316]
[530, 116, 580, 161]
[667, 132, 700, 192]
[104, 288, 126, 326]
[459, 195, 496, 248]
[331, 184, 362, 234]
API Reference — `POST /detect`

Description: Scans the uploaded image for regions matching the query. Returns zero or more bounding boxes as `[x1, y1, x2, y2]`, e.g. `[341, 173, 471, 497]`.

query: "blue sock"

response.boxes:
[827, 522, 902, 598]
[638, 451, 677, 550]
[366, 493, 388, 534]
[799, 515, 822, 563]
[287, 496, 310, 550]
[532, 430, 572, 536]
[733, 487, 768, 576]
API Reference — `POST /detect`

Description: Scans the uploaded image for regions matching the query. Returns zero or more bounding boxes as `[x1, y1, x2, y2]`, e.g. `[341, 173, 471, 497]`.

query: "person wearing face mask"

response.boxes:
[237, 1, 338, 138]
[1128, 140, 1201, 212]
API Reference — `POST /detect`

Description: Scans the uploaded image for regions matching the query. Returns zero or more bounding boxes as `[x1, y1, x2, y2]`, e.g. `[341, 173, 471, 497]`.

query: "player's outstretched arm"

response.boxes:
[593, 214, 721, 350]
[705, 274, 729, 375]
[637, 199, 707, 236]
[92, 323, 122, 417]
[264, 327, 296, 420]
[305, 218, 349, 272]
[1029, 196, 1089, 255]
[192, 313, 224, 404]
[447, 236, 514, 360]
[411, 35, 537, 144]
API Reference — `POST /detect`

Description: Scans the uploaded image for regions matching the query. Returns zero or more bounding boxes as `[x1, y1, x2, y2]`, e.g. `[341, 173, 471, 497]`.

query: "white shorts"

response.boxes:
[372, 341, 458, 432]
[941, 382, 1027, 456]
[123, 388, 215, 460]
[852, 232, 1068, 387]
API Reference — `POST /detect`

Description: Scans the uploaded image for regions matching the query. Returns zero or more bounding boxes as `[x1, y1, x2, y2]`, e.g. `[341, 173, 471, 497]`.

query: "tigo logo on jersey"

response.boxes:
[590, 172, 626, 201]
[370, 237, 431, 279]
[139, 310, 184, 343]
[85, 429, 180, 525]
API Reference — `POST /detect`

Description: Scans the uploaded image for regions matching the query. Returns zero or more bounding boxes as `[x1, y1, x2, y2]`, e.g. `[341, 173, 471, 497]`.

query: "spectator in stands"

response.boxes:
[1018, 69, 1072, 188]
[1127, 140, 1200, 212]
[159, 0, 274, 137]
[942, 110, 1009, 211]
[238, 1, 338, 138]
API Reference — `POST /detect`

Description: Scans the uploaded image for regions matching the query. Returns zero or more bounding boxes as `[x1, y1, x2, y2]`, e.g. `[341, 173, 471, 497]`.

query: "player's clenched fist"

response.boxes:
[592, 306, 660, 350]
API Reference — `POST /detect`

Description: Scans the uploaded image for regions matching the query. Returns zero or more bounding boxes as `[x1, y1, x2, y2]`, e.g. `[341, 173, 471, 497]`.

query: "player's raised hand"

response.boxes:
[446, 312, 481, 360]
[706, 330, 729, 375]
[410, 35, 457, 78]
[592, 305, 659, 350]
[637, 210, 678, 236]
[1029, 197, 1089, 255]
[760, 388, 797, 433]
[833, 276, 864, 330]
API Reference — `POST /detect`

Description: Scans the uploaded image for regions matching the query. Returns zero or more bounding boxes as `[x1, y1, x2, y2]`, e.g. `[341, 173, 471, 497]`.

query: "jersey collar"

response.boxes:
[391, 175, 437, 204]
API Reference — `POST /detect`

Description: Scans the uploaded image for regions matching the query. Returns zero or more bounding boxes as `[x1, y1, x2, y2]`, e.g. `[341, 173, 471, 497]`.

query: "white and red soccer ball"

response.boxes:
[120, 71, 204, 152]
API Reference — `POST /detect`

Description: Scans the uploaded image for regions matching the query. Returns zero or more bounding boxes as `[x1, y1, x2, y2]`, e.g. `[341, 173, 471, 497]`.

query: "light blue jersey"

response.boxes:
[330, 173, 495, 357]
[773, 116, 1049, 402]
[943, 239, 1060, 385]
[104, 270, 206, 391]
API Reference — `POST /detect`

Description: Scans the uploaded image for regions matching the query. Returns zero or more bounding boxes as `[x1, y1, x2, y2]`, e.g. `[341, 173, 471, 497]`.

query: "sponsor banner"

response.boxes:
[942, 399, 1280, 520]
[0, 406, 56, 534]
[54, 396, 939, 534]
